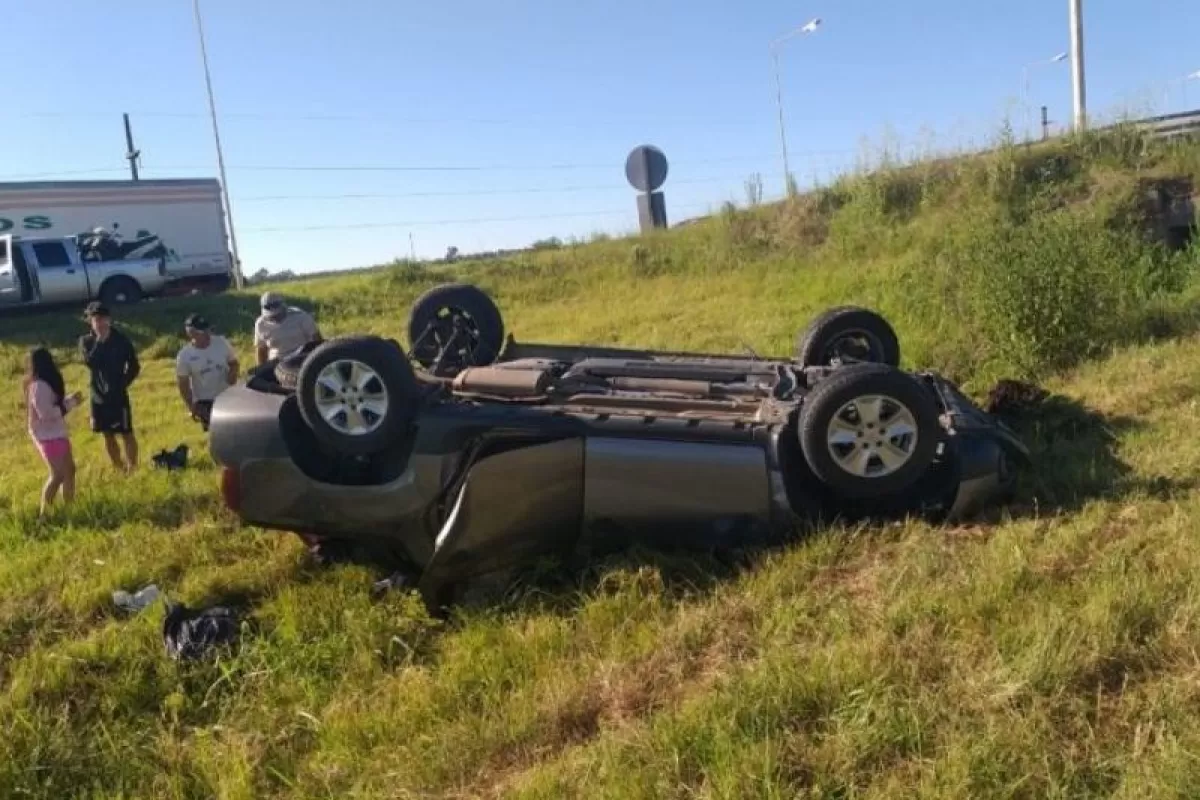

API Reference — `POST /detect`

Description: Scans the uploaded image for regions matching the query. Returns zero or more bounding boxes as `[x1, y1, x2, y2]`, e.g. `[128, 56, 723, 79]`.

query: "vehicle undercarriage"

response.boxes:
[210, 284, 1029, 612]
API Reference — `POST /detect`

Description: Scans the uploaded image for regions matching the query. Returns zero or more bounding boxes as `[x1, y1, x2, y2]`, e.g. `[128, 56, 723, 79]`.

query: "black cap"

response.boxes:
[84, 301, 111, 318]
[184, 313, 211, 331]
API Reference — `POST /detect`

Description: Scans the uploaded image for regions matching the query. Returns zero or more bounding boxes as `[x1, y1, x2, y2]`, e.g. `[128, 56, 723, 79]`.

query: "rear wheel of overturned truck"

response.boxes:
[296, 336, 422, 456]
[407, 283, 506, 376]
[797, 363, 941, 499]
[795, 306, 900, 368]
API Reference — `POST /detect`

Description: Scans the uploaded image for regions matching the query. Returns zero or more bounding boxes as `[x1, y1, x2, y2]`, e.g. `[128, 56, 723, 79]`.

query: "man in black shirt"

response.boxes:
[79, 302, 140, 471]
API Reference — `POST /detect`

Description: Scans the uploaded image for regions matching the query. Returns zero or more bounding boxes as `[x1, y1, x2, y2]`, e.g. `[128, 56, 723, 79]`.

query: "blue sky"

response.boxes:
[5, 0, 1196, 274]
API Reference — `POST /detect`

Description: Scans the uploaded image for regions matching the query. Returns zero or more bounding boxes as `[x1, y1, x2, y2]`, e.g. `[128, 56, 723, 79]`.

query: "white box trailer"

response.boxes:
[0, 178, 233, 294]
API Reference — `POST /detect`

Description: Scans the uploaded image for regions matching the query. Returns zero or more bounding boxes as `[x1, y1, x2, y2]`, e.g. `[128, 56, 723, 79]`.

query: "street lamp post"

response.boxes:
[1021, 52, 1068, 141]
[193, 0, 244, 290]
[1068, 0, 1086, 131]
[770, 17, 820, 196]
[1163, 70, 1200, 112]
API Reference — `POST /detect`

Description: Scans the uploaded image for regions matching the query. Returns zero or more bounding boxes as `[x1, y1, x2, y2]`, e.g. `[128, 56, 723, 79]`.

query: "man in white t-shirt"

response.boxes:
[254, 291, 321, 365]
[176, 313, 240, 431]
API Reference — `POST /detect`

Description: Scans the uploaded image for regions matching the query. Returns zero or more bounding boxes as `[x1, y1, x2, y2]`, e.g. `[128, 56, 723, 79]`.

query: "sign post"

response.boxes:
[625, 145, 669, 232]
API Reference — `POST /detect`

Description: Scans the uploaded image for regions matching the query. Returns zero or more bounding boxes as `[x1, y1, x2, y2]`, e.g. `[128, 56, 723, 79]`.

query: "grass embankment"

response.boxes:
[2, 128, 1200, 798]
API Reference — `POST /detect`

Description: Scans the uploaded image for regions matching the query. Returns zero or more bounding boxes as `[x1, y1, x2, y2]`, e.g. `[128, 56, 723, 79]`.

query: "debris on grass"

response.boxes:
[983, 378, 1050, 416]
[151, 444, 190, 471]
[370, 571, 416, 600]
[162, 601, 240, 661]
[112, 584, 161, 612]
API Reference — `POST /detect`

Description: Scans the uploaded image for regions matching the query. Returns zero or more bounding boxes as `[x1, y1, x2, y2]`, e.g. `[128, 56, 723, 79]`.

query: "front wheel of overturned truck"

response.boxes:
[296, 336, 422, 456]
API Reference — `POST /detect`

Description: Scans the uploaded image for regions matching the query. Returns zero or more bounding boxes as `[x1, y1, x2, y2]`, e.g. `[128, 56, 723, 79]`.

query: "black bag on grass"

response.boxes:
[162, 601, 239, 661]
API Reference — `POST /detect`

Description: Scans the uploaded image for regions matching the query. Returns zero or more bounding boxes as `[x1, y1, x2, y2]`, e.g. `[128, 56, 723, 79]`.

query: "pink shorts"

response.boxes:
[35, 437, 72, 462]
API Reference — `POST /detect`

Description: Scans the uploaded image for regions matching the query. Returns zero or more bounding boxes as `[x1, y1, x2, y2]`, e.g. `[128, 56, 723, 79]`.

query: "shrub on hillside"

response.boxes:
[950, 207, 1191, 377]
[717, 205, 775, 255]
[383, 260, 436, 288]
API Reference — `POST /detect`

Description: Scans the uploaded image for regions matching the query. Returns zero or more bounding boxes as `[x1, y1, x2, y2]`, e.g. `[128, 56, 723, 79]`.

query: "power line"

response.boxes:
[0, 151, 854, 181]
[12, 109, 793, 127]
[234, 174, 757, 202]
[0, 171, 777, 198]
[0, 167, 139, 180]
[213, 154, 845, 173]
[244, 209, 641, 233]
[240, 202, 725, 234]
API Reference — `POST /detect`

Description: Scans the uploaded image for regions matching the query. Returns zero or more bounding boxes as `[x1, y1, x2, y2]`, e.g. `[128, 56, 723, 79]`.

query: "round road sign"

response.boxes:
[625, 145, 669, 193]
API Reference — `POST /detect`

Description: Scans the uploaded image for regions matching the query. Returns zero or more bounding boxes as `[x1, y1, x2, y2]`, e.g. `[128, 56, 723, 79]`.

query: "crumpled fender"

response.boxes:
[920, 373, 1032, 463]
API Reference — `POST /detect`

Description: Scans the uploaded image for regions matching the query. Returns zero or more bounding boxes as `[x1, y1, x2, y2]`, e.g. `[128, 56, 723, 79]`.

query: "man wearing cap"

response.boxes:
[253, 292, 321, 365]
[175, 314, 240, 431]
[79, 301, 141, 472]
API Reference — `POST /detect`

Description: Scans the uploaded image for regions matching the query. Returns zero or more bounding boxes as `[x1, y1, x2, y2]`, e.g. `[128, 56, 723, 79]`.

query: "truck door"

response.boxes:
[24, 240, 89, 304]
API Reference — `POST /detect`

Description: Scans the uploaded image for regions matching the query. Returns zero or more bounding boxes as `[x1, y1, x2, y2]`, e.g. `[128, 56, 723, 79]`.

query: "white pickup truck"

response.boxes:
[0, 178, 233, 294]
[0, 232, 169, 311]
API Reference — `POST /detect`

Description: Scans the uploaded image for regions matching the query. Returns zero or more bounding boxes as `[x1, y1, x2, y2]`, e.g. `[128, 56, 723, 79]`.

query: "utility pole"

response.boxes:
[1068, 0, 1086, 131]
[1041, 105, 1050, 140]
[409, 233, 416, 262]
[193, 0, 244, 290]
[123, 113, 140, 181]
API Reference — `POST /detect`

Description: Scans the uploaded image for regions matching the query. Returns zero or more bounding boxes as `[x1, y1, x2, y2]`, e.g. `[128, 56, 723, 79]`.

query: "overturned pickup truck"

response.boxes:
[209, 283, 1029, 611]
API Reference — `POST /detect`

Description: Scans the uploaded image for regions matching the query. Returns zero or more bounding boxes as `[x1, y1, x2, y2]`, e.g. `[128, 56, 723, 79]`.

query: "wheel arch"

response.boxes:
[96, 273, 145, 303]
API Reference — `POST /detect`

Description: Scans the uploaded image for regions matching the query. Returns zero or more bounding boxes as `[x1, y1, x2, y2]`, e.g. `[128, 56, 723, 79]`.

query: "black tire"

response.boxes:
[274, 338, 327, 390]
[99, 277, 143, 306]
[796, 306, 900, 367]
[407, 283, 505, 375]
[296, 336, 421, 456]
[798, 363, 941, 499]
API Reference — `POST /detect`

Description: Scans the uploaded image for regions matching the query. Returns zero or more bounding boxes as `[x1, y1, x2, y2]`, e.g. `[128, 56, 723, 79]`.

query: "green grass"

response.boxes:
[2, 126, 1200, 798]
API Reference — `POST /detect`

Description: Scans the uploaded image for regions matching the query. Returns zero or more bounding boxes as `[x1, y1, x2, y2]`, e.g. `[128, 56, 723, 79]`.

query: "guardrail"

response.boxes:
[1135, 109, 1200, 141]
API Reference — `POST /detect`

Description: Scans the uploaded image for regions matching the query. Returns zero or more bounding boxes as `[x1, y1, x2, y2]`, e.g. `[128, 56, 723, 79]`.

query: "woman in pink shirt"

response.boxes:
[24, 347, 82, 517]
